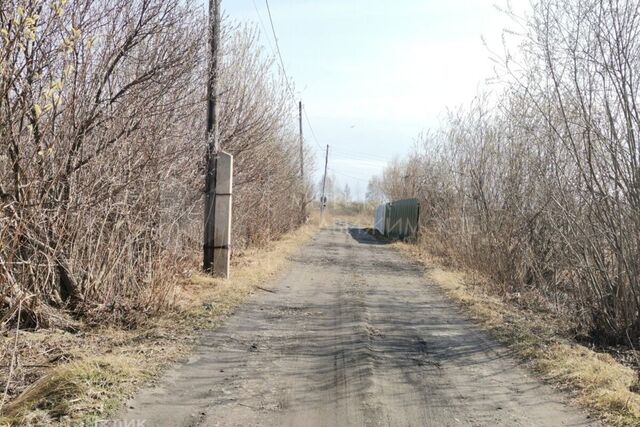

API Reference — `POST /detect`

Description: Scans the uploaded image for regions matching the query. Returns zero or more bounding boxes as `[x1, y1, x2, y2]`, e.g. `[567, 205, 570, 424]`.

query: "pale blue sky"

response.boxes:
[223, 0, 529, 199]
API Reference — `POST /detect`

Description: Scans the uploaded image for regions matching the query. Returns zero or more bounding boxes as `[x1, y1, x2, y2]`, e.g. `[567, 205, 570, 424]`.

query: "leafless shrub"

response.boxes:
[0, 1, 310, 330]
[375, 0, 640, 345]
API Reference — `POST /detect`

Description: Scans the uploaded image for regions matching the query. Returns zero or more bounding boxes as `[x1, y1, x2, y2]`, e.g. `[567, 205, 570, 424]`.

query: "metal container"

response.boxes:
[374, 198, 420, 240]
[374, 204, 387, 235]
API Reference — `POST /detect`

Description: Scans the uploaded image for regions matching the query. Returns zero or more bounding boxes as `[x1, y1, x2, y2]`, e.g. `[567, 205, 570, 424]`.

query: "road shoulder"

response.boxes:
[0, 223, 318, 426]
[393, 240, 640, 426]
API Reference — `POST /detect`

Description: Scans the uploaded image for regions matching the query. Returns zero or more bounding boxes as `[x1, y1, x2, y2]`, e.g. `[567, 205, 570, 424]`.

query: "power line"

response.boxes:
[331, 158, 387, 169]
[256, 3, 394, 172]
[264, 0, 296, 101]
[301, 108, 324, 151]
[305, 143, 392, 164]
[330, 148, 390, 162]
[253, 3, 381, 200]
[328, 168, 372, 183]
[251, 0, 277, 56]
[261, 0, 325, 153]
[331, 145, 390, 158]
[320, 145, 391, 163]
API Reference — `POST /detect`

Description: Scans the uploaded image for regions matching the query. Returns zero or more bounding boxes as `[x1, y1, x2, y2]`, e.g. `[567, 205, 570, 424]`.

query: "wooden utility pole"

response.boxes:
[320, 144, 329, 215]
[299, 101, 306, 221]
[203, 0, 221, 273]
[299, 101, 304, 179]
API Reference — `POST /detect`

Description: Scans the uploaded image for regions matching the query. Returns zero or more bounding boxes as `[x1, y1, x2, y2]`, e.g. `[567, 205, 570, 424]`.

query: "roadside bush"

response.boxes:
[373, 0, 640, 346]
[0, 0, 310, 329]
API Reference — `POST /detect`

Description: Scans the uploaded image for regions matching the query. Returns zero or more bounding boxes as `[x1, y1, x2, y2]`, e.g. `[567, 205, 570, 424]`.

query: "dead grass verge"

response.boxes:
[0, 221, 318, 426]
[2, 356, 149, 425]
[394, 241, 640, 427]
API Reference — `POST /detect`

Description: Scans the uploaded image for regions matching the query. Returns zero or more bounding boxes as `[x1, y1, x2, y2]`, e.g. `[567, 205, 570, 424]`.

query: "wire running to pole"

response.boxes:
[262, 0, 326, 154]
[262, 0, 392, 182]
[303, 108, 325, 151]
[264, 0, 296, 101]
[251, 0, 277, 56]
[328, 168, 372, 183]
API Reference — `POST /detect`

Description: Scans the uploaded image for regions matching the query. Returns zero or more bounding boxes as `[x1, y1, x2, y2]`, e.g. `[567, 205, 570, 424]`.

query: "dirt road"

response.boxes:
[120, 223, 597, 426]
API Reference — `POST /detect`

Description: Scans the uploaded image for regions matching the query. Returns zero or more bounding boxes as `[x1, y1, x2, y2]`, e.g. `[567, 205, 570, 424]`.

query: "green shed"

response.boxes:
[374, 198, 420, 240]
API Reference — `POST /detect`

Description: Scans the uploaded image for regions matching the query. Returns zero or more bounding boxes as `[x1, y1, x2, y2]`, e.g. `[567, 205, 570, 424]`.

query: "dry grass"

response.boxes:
[176, 219, 319, 324]
[2, 356, 148, 425]
[394, 241, 640, 427]
[0, 221, 319, 426]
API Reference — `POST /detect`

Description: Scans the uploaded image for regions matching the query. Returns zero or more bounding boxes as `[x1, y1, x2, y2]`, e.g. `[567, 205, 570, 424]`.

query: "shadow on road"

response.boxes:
[347, 227, 390, 245]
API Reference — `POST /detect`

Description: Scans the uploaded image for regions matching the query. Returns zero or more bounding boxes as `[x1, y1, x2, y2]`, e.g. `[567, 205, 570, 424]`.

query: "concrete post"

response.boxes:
[213, 151, 233, 278]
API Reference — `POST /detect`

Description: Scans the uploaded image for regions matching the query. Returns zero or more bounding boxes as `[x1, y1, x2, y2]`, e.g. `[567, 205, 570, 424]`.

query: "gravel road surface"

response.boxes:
[119, 223, 597, 427]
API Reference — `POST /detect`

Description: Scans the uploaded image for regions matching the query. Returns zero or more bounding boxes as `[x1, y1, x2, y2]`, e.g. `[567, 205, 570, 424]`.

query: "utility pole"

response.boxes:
[299, 101, 304, 179]
[203, 0, 221, 273]
[320, 144, 329, 215]
[299, 101, 306, 221]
